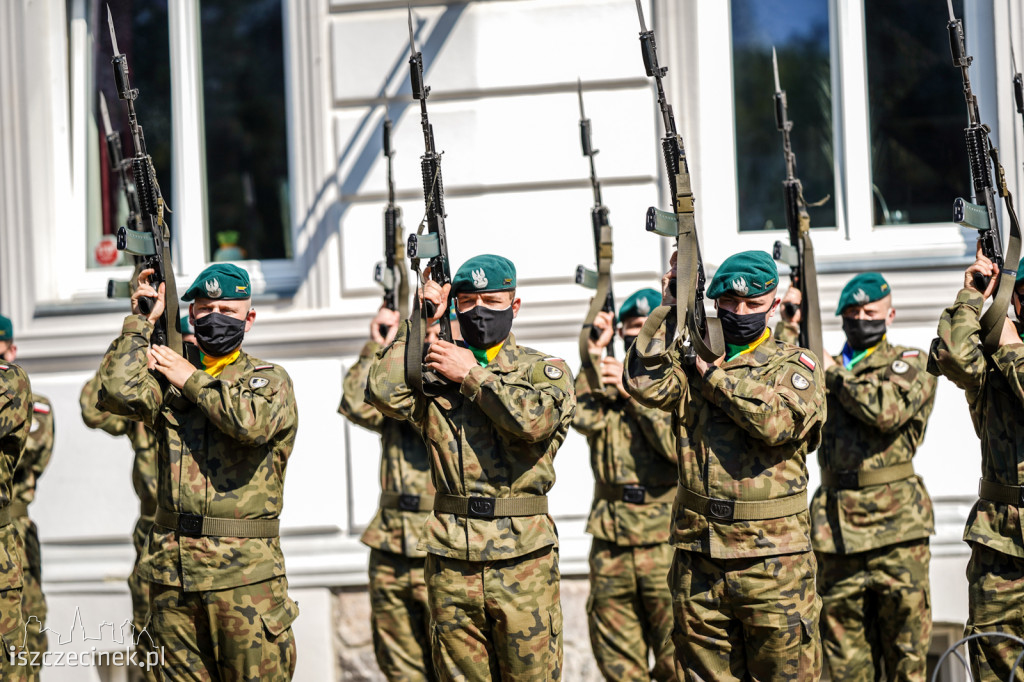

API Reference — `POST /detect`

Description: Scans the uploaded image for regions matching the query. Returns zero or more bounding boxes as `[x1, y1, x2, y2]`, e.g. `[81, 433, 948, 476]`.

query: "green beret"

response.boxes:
[1017, 256, 1024, 287]
[0, 315, 11, 342]
[451, 254, 516, 296]
[182, 264, 251, 301]
[619, 288, 661, 320]
[706, 251, 779, 299]
[179, 314, 194, 335]
[835, 272, 890, 315]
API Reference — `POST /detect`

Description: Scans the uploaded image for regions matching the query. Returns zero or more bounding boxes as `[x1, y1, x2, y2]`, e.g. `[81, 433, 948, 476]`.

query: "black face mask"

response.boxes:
[456, 305, 513, 349]
[622, 335, 639, 355]
[717, 307, 768, 345]
[193, 312, 246, 357]
[842, 317, 887, 351]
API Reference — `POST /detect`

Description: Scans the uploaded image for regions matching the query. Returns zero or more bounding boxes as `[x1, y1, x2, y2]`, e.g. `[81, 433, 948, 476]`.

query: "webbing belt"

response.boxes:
[433, 493, 548, 519]
[593, 482, 675, 505]
[379, 491, 435, 512]
[154, 508, 280, 538]
[978, 479, 1024, 506]
[821, 462, 915, 490]
[7, 501, 28, 518]
[678, 486, 807, 522]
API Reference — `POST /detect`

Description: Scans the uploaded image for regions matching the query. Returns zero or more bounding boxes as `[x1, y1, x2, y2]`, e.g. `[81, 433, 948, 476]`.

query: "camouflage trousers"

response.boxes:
[130, 516, 157, 682]
[588, 539, 675, 681]
[669, 549, 821, 681]
[817, 539, 931, 682]
[14, 517, 46, 682]
[965, 542, 1024, 681]
[424, 545, 562, 681]
[0, 586, 26, 682]
[148, 575, 299, 681]
[368, 548, 435, 681]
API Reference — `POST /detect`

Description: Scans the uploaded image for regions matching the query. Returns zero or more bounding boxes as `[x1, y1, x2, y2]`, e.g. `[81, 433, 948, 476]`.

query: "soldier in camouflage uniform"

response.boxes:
[97, 264, 299, 680]
[778, 274, 937, 681]
[338, 306, 443, 681]
[367, 254, 575, 681]
[624, 251, 825, 681]
[0, 315, 54, 681]
[929, 247, 1024, 680]
[0, 324, 31, 680]
[573, 288, 678, 681]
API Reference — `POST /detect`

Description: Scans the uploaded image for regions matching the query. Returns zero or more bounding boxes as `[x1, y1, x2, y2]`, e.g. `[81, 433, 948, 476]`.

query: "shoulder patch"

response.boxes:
[901, 350, 919, 358]
[254, 364, 274, 371]
[791, 372, 810, 390]
[890, 359, 910, 375]
[30, 419, 40, 433]
[798, 353, 816, 371]
[249, 377, 270, 389]
[0, 365, 8, 371]
[32, 402, 51, 414]
[544, 365, 564, 380]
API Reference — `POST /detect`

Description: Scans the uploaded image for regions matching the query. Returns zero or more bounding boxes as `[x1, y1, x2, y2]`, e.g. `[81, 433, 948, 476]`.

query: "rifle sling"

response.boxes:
[980, 149, 1022, 353]
[579, 224, 613, 391]
[797, 210, 824, 361]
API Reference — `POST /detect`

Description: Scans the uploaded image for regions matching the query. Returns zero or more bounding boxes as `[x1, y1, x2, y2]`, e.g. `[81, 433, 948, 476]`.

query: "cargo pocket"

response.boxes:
[547, 604, 563, 679]
[0, 587, 25, 653]
[260, 597, 299, 638]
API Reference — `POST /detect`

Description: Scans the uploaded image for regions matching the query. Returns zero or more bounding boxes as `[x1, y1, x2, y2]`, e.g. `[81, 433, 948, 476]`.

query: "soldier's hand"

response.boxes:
[661, 251, 678, 306]
[420, 267, 452, 325]
[822, 352, 838, 371]
[999, 316, 1022, 347]
[693, 351, 723, 376]
[371, 307, 401, 345]
[131, 269, 165, 325]
[147, 345, 196, 389]
[587, 311, 616, 355]
[425, 339, 476, 383]
[600, 357, 629, 398]
[965, 241, 999, 299]
[780, 287, 802, 325]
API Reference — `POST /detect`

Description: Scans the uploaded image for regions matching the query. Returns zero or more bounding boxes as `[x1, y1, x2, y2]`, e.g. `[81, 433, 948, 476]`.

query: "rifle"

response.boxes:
[574, 80, 617, 390]
[107, 7, 197, 364]
[769, 48, 824, 360]
[98, 90, 143, 300]
[404, 7, 453, 394]
[373, 117, 410, 337]
[631, 0, 723, 363]
[946, 0, 1020, 352]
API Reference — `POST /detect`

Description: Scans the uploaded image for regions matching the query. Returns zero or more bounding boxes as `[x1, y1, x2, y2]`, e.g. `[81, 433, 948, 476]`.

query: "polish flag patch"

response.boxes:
[798, 353, 816, 371]
[254, 365, 274, 371]
[32, 403, 50, 414]
[901, 350, 919, 358]
[0, 365, 8, 371]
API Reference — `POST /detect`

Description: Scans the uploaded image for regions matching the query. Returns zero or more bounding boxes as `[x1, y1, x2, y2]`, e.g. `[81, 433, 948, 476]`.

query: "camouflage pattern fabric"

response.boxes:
[339, 340, 434, 558]
[669, 549, 821, 681]
[148, 576, 298, 682]
[817, 539, 931, 681]
[964, 542, 1024, 681]
[572, 368, 677, 545]
[588, 539, 675, 681]
[623, 331, 825, 559]
[97, 315, 297, 592]
[0, 363, 31, 678]
[368, 549, 434, 681]
[366, 322, 575, 562]
[425, 546, 562, 681]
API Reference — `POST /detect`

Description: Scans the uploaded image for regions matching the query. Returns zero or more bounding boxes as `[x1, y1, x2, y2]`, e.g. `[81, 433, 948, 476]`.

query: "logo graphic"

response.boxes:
[249, 377, 269, 389]
[731, 277, 749, 296]
[709, 501, 733, 519]
[791, 373, 810, 390]
[637, 297, 651, 316]
[891, 360, 910, 375]
[853, 289, 870, 304]
[205, 279, 222, 298]
[472, 269, 488, 289]
[543, 365, 563, 380]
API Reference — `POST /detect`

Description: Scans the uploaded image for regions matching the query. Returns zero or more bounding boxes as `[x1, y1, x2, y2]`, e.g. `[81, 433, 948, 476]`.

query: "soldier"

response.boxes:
[573, 288, 678, 681]
[624, 250, 825, 680]
[0, 329, 31, 680]
[367, 254, 575, 681]
[0, 315, 54, 681]
[778, 274, 937, 681]
[929, 247, 1024, 680]
[97, 264, 299, 680]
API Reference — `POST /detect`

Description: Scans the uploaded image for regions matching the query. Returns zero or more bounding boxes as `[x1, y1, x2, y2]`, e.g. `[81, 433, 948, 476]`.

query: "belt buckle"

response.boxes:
[467, 497, 496, 519]
[398, 494, 421, 512]
[707, 498, 735, 521]
[178, 513, 203, 536]
[837, 471, 859, 490]
[622, 485, 647, 504]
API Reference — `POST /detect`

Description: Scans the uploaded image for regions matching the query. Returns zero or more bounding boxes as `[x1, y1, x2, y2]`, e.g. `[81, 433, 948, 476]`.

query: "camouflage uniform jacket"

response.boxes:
[0, 363, 31, 591]
[813, 338, 936, 554]
[624, 331, 825, 559]
[930, 288, 1024, 558]
[12, 394, 54, 508]
[340, 340, 433, 558]
[572, 366, 677, 545]
[97, 315, 297, 591]
[80, 372, 159, 518]
[366, 322, 575, 562]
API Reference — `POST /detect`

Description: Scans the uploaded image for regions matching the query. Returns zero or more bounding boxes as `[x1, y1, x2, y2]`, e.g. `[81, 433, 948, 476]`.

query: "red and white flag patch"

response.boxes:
[254, 365, 274, 371]
[32, 403, 50, 414]
[901, 350, 919, 358]
[798, 353, 816, 371]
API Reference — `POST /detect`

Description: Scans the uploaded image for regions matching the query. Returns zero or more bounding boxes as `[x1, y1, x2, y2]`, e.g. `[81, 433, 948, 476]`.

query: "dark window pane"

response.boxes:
[866, 0, 968, 225]
[200, 0, 292, 261]
[89, 0, 171, 269]
[732, 0, 835, 232]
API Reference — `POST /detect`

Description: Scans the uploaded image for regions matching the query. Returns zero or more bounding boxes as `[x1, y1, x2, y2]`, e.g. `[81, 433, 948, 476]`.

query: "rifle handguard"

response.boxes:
[953, 198, 991, 232]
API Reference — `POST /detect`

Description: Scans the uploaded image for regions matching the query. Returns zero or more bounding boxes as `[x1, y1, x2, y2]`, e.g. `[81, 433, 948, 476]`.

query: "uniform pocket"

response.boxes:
[260, 597, 299, 638]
